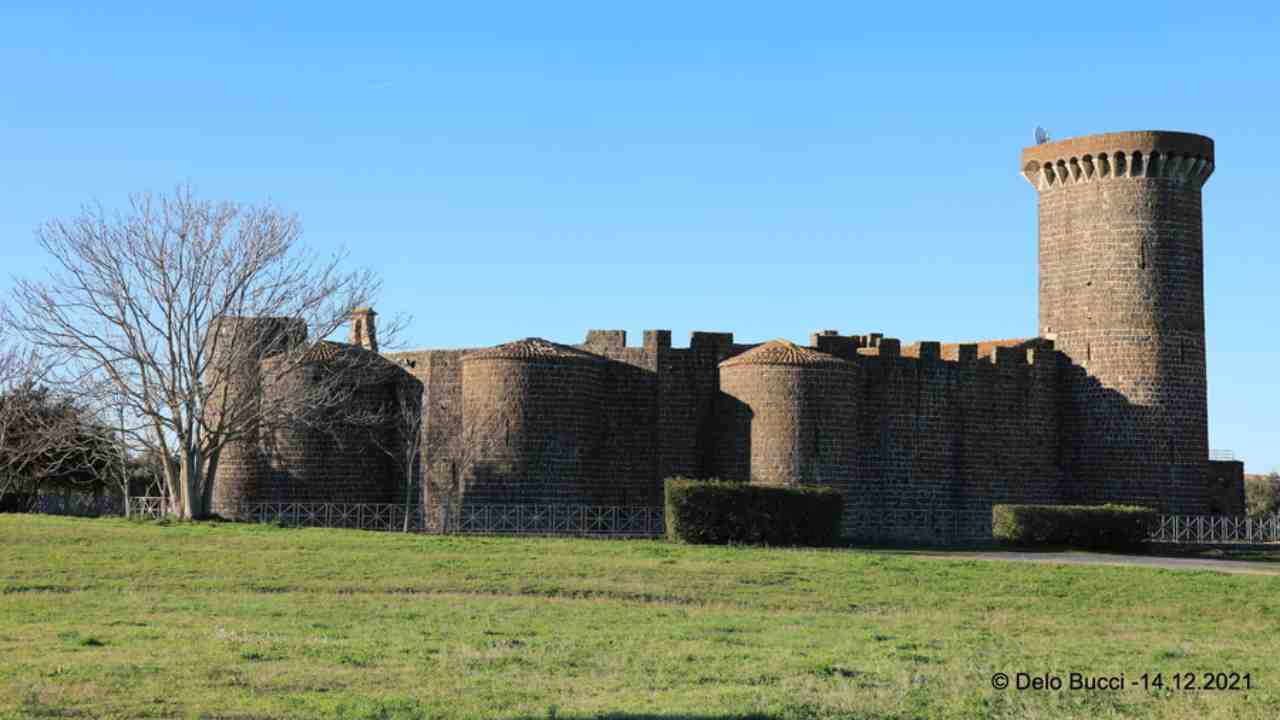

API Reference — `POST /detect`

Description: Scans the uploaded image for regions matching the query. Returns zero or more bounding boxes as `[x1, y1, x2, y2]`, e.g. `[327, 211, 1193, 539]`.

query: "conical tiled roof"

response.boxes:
[299, 340, 353, 362]
[464, 337, 605, 364]
[720, 339, 853, 369]
[257, 341, 399, 384]
[283, 340, 396, 368]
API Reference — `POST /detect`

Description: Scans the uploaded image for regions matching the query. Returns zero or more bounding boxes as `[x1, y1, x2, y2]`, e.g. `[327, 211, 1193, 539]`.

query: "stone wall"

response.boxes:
[1207, 460, 1246, 515]
[383, 349, 468, 509]
[801, 333, 1062, 538]
[213, 323, 1218, 537]
[581, 331, 662, 505]
[391, 330, 740, 508]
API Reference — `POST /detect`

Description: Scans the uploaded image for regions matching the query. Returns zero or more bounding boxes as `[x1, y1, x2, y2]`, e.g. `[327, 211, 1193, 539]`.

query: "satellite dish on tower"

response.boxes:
[1035, 126, 1050, 145]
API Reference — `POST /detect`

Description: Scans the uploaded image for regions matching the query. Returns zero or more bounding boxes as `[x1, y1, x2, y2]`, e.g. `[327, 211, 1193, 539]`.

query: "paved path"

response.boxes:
[902, 550, 1280, 576]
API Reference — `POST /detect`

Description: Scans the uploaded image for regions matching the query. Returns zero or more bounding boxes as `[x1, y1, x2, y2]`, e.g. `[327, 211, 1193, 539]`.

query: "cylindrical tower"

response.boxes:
[718, 340, 858, 488]
[461, 338, 605, 505]
[206, 316, 307, 516]
[1021, 131, 1214, 513]
[213, 335, 403, 513]
[255, 343, 401, 505]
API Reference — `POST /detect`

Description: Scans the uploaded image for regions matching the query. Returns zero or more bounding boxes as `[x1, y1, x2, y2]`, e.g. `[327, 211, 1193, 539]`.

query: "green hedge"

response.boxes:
[992, 504, 1158, 550]
[663, 477, 843, 546]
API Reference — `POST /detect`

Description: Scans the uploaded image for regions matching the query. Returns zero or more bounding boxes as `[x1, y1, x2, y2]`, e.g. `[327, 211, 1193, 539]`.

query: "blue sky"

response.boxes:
[1, 3, 1277, 471]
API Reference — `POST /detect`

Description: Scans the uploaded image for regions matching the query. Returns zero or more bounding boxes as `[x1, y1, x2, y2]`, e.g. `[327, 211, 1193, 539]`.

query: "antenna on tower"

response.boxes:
[1034, 126, 1050, 145]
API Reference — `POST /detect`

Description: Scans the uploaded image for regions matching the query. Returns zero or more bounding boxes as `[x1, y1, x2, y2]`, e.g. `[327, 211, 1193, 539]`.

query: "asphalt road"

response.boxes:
[908, 550, 1280, 575]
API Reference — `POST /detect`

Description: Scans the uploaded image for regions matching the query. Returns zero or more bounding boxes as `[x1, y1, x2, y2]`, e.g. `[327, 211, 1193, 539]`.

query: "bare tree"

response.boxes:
[0, 346, 115, 510]
[3, 187, 396, 519]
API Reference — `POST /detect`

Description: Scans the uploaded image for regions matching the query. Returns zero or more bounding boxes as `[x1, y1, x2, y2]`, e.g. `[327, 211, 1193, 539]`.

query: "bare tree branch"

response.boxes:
[0, 345, 116, 509]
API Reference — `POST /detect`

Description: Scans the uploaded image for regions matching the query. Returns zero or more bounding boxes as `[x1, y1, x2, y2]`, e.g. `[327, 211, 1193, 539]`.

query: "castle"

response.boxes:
[209, 130, 1247, 540]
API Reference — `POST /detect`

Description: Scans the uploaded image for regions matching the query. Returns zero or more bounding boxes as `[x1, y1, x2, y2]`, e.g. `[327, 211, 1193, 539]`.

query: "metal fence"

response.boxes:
[236, 502, 425, 532]
[123, 502, 993, 543]
[119, 497, 1280, 546]
[124, 497, 669, 537]
[127, 496, 175, 519]
[448, 504, 665, 536]
[1148, 514, 1280, 545]
[30, 494, 124, 517]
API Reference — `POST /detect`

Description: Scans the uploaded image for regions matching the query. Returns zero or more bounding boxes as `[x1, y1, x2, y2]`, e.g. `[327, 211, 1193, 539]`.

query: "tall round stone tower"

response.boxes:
[1021, 131, 1214, 513]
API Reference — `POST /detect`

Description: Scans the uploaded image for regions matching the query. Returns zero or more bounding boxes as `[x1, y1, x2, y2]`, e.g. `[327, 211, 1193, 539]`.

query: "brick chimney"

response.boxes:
[349, 307, 378, 352]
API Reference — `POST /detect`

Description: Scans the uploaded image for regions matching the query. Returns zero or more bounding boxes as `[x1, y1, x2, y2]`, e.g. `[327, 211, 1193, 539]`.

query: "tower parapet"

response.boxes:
[1022, 130, 1213, 512]
[1021, 131, 1213, 190]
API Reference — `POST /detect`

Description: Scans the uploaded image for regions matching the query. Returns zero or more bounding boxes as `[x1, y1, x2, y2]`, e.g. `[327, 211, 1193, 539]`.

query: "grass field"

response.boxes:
[1, 516, 1278, 719]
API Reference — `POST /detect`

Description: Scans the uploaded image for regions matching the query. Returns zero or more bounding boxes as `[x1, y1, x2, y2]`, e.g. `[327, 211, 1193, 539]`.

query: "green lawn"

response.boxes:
[1, 516, 1277, 719]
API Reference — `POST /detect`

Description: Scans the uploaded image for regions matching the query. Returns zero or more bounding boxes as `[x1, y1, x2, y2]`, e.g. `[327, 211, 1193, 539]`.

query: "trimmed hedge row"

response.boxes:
[664, 477, 843, 546]
[992, 504, 1158, 550]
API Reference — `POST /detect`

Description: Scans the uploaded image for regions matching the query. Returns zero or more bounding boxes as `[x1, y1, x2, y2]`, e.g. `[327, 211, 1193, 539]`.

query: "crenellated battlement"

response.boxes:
[581, 328, 735, 355]
[393, 328, 1063, 382]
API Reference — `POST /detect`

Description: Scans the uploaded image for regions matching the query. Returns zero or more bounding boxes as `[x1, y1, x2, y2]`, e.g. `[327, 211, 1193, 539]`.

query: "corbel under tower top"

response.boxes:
[1020, 130, 1214, 191]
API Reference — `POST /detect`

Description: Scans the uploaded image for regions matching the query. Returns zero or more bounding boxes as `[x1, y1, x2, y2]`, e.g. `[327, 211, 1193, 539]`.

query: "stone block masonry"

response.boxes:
[1022, 131, 1214, 513]
[208, 129, 1238, 538]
